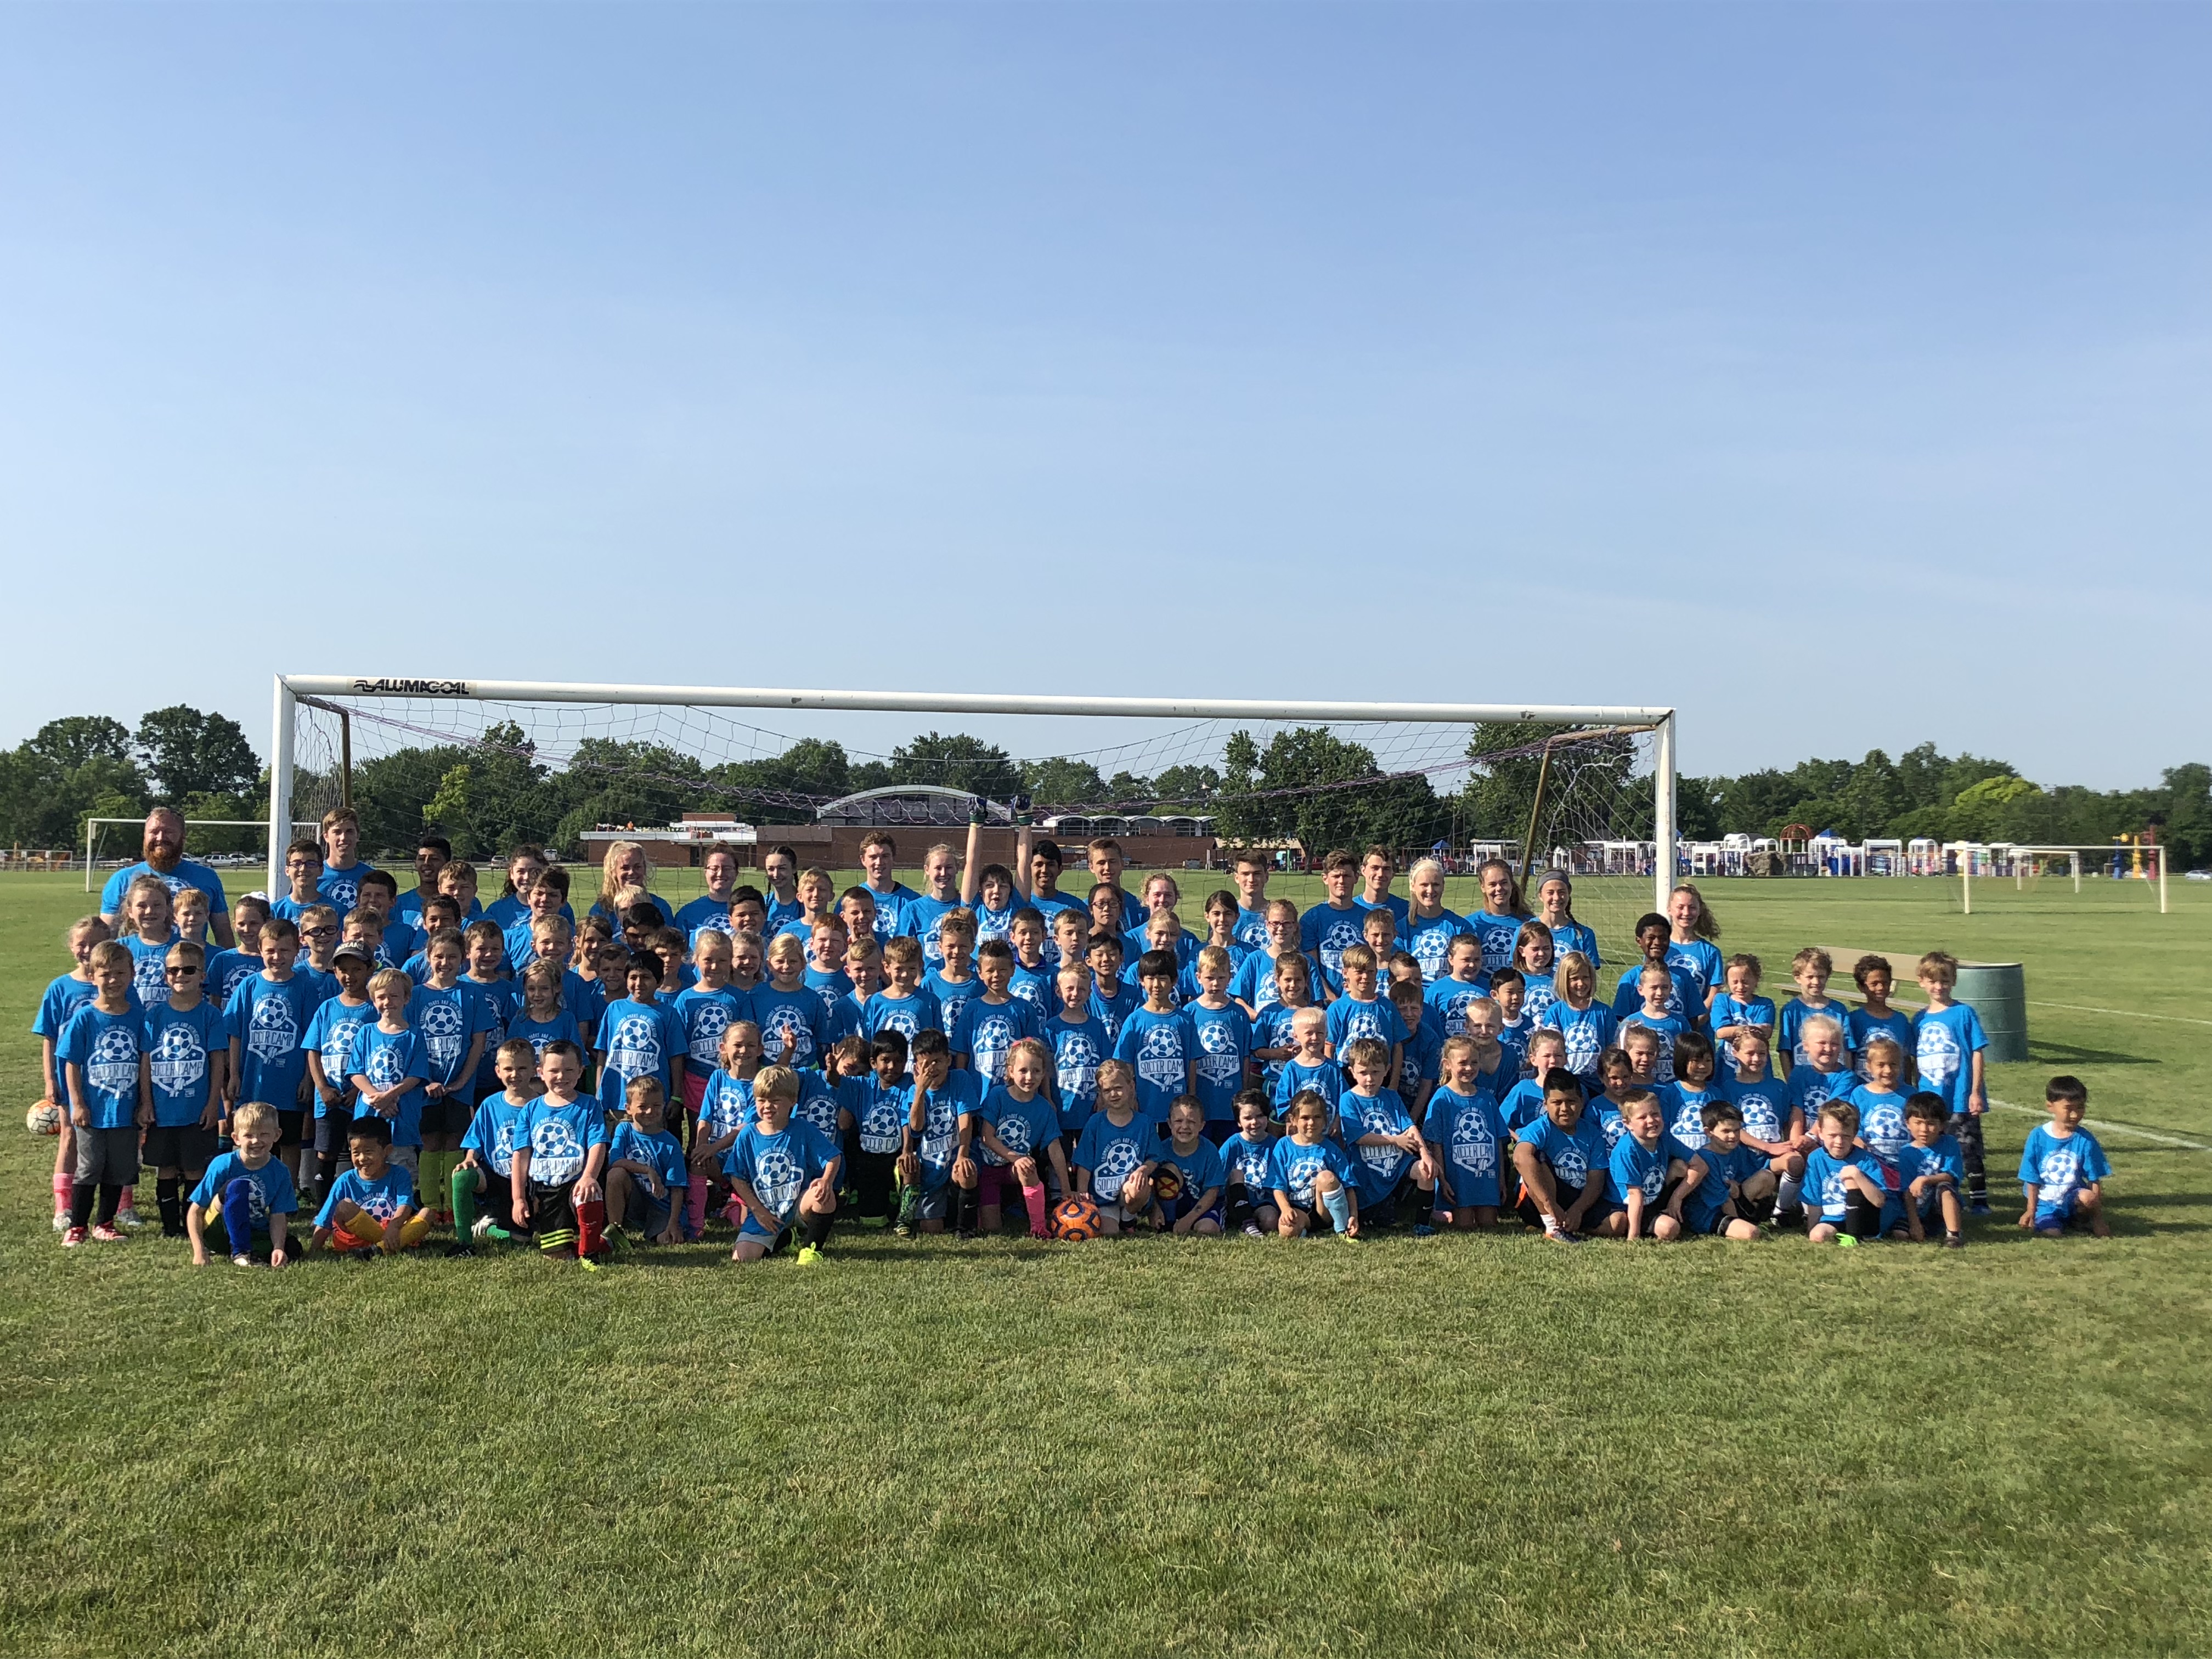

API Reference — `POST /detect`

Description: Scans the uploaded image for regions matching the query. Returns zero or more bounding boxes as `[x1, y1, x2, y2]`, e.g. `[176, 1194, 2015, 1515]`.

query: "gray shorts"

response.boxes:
[387, 1146, 420, 1181]
[75, 1126, 142, 1187]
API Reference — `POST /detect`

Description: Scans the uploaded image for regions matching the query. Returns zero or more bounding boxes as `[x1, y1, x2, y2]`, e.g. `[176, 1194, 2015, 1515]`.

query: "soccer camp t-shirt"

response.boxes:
[1112, 1006, 1195, 1122]
[724, 1120, 838, 1235]
[144, 999, 229, 1127]
[1912, 1004, 1988, 1116]
[58, 1005, 145, 1130]
[190, 1152, 298, 1226]
[227, 974, 323, 1108]
[1424, 1086, 1506, 1211]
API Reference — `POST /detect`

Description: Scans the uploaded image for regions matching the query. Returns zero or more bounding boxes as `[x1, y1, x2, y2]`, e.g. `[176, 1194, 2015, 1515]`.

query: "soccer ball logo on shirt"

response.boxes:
[418, 996, 468, 1067]
[533, 1118, 586, 1184]
[1451, 1107, 1496, 1175]
[87, 1025, 141, 1094]
[149, 1022, 207, 1096]
[1549, 1139, 1589, 1188]
[1561, 1019, 1602, 1072]
[366, 1042, 410, 1090]
[1091, 1137, 1142, 1197]
[606, 1013, 663, 1080]
[1054, 1032, 1101, 1101]
[759, 1006, 810, 1066]
[686, 1000, 731, 1064]
[750, 1145, 805, 1218]
[1317, 918, 1363, 972]
[1917, 1023, 1962, 1087]
[1135, 1024, 1186, 1094]
[247, 994, 298, 1062]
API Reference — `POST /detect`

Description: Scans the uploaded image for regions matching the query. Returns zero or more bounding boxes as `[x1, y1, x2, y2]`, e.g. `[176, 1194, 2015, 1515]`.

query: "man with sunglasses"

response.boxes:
[144, 940, 231, 1238]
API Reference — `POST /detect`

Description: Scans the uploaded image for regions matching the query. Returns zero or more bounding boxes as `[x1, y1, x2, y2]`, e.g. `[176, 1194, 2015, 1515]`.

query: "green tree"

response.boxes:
[885, 733, 1020, 801]
[1948, 775, 2040, 841]
[1150, 764, 1222, 808]
[133, 705, 259, 804]
[1019, 757, 1109, 809]
[1217, 726, 1442, 857]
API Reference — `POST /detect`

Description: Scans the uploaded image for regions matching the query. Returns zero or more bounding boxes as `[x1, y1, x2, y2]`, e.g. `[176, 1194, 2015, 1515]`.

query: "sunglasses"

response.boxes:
[165, 964, 201, 977]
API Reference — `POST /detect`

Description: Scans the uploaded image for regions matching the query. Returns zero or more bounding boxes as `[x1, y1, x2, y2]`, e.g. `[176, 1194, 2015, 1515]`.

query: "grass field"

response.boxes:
[3, 867, 2207, 1657]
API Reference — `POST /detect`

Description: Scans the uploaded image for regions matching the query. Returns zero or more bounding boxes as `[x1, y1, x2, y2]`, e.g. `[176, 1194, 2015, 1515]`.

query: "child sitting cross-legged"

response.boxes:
[312, 1115, 430, 1257]
[725, 1065, 842, 1265]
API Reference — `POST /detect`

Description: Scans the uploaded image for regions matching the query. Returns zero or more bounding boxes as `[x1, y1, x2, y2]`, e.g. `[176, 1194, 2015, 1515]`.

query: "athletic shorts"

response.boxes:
[2034, 1192, 2086, 1231]
[387, 1146, 420, 1181]
[975, 1163, 1031, 1204]
[911, 1180, 951, 1222]
[416, 1094, 469, 1138]
[277, 1108, 312, 1150]
[143, 1122, 219, 1173]
[619, 1186, 675, 1237]
[73, 1126, 141, 1187]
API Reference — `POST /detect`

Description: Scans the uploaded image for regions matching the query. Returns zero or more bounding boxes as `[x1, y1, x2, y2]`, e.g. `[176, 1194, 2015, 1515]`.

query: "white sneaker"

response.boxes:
[51, 1210, 69, 1232]
[115, 1206, 146, 1231]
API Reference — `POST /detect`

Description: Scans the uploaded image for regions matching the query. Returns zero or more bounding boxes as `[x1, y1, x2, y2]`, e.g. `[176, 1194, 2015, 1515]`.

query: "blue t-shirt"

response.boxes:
[1514, 1110, 1610, 1195]
[977, 1085, 1059, 1167]
[608, 1122, 690, 1195]
[1497, 1076, 1552, 1132]
[724, 1119, 839, 1234]
[1490, 1004, 1526, 1069]
[101, 856, 231, 920]
[1547, 918, 1601, 972]
[1299, 904, 1370, 982]
[225, 973, 324, 1108]
[205, 949, 263, 1009]
[1785, 1065, 1855, 1135]
[348, 1024, 431, 1147]
[1516, 970, 1559, 1025]
[407, 981, 498, 1092]
[1898, 1133, 1966, 1201]
[1113, 1006, 1196, 1122]
[1403, 910, 1470, 984]
[304, 997, 375, 1115]
[315, 1163, 415, 1230]
[697, 1069, 758, 1146]
[1220, 1128, 1274, 1195]
[143, 998, 229, 1127]
[1465, 910, 1528, 977]
[505, 1008, 584, 1065]
[924, 972, 981, 1044]
[1008, 958, 1056, 1012]
[802, 963, 854, 1027]
[1186, 1000, 1252, 1122]
[190, 1150, 298, 1223]
[1664, 939, 1725, 1005]
[58, 1004, 145, 1129]
[1723, 1071, 1793, 1145]
[1159, 1136, 1227, 1204]
[1074, 1110, 1157, 1203]
[1712, 994, 1778, 1041]
[1844, 1086, 1914, 1173]
[1687, 1140, 1763, 1231]
[1778, 996, 1857, 1070]
[518, 1096, 612, 1187]
[1395, 1007, 1443, 1103]
[1846, 1007, 1914, 1079]
[838, 1074, 911, 1157]
[674, 894, 736, 945]
[1273, 1057, 1346, 1117]
[1262, 1135, 1358, 1210]
[1424, 974, 1492, 1041]
[33, 974, 112, 1046]
[1912, 1003, 1988, 1115]
[588, 891, 674, 929]
[672, 985, 754, 1075]
[1621, 1011, 1688, 1082]
[1802, 1144, 1883, 1221]
[1229, 949, 1296, 1017]
[749, 985, 832, 1072]
[1324, 994, 1409, 1058]
[314, 860, 375, 918]
[1538, 1001, 1618, 1079]
[2017, 1126, 2110, 1202]
[1336, 1087, 1417, 1204]
[1606, 1131, 1694, 1207]
[864, 988, 945, 1051]
[952, 995, 1041, 1089]
[1612, 963, 1702, 1026]
[1087, 981, 1144, 1047]
[462, 975, 522, 1096]
[595, 996, 685, 1112]
[1424, 1086, 1506, 1210]
[790, 1068, 843, 1144]
[859, 882, 918, 945]
[121, 932, 176, 1007]
[900, 894, 965, 977]
[1662, 1079, 1727, 1151]
[911, 1071, 983, 1183]
[1043, 1013, 1111, 1131]
[460, 1092, 534, 1179]
[1232, 906, 1272, 951]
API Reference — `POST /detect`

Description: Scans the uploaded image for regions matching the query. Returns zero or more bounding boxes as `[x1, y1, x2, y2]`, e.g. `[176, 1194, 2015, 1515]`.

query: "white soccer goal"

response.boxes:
[83, 816, 322, 892]
[267, 677, 1680, 956]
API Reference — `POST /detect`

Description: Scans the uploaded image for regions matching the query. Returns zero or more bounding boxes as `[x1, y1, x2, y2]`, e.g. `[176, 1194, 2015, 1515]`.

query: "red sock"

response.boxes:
[574, 1198, 606, 1258]
[1022, 1183, 1049, 1238]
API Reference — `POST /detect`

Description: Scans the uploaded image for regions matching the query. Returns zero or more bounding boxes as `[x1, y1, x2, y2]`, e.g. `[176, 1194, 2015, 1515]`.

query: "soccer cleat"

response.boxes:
[1242, 1222, 1264, 1238]
[795, 1244, 822, 1267]
[1969, 1198, 1991, 1216]
[1943, 1233, 1965, 1250]
[50, 1210, 69, 1232]
[578, 1254, 601, 1272]
[231, 1253, 260, 1269]
[1414, 1222, 1437, 1238]
[472, 1216, 511, 1243]
[445, 1243, 477, 1259]
[91, 1223, 127, 1243]
[1836, 1234, 1859, 1249]
[114, 1207, 145, 1231]
[61, 1226, 88, 1248]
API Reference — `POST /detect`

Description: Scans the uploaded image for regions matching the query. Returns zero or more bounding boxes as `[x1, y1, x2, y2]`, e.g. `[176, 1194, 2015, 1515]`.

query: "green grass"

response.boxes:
[3, 869, 2208, 1657]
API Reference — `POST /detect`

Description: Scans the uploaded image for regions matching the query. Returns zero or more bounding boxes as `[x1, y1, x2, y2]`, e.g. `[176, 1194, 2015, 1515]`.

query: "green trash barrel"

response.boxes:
[1955, 961, 2029, 1064]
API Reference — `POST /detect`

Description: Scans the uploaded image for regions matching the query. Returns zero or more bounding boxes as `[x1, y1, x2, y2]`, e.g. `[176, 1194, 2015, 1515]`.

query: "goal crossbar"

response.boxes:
[269, 676, 1679, 904]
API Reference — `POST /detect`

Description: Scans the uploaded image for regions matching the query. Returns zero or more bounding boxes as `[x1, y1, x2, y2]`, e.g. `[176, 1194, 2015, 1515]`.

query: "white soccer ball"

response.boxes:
[26, 1102, 63, 1136]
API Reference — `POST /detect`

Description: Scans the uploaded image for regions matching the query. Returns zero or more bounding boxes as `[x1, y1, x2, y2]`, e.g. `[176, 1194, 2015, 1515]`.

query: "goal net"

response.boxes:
[275, 680, 1677, 969]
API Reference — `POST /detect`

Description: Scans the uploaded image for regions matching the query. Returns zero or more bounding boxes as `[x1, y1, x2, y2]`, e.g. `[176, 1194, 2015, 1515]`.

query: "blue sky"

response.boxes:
[3, 4, 2205, 789]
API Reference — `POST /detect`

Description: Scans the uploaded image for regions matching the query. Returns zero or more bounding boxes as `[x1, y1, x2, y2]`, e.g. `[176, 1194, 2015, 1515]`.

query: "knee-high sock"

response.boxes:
[683, 1175, 710, 1237]
[53, 1171, 74, 1211]
[95, 1183, 124, 1226]
[1413, 1186, 1434, 1227]
[574, 1198, 606, 1257]
[156, 1176, 184, 1235]
[954, 1182, 980, 1233]
[70, 1180, 99, 1229]
[221, 1178, 258, 1256]
[449, 1166, 477, 1237]
[1320, 1185, 1353, 1233]
[1020, 1182, 1049, 1237]
[393, 1210, 432, 1250]
[803, 1207, 835, 1249]
[341, 1207, 387, 1246]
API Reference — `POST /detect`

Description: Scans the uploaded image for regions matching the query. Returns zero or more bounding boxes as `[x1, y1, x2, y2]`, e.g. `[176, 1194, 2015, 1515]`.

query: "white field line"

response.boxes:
[2027, 1000, 2212, 1029]
[1987, 1097, 2209, 1152]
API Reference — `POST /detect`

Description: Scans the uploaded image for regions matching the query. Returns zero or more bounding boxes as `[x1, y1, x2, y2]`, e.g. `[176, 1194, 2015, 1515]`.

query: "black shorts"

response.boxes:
[278, 1108, 312, 1150]
[528, 1178, 579, 1236]
[142, 1122, 220, 1173]
[416, 1094, 469, 1138]
[849, 1149, 900, 1220]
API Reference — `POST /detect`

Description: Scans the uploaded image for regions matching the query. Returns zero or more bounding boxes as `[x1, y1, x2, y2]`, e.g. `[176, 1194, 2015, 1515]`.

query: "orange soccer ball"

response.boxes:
[26, 1102, 62, 1137]
[1051, 1197, 1102, 1242]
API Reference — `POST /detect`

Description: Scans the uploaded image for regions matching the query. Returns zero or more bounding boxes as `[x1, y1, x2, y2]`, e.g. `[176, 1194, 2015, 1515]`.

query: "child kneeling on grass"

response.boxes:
[724, 1065, 841, 1265]
[1153, 1097, 1227, 1236]
[2018, 1074, 2112, 1239]
[1072, 1060, 1159, 1236]
[511, 1040, 610, 1265]
[1801, 1103, 1888, 1246]
[186, 1101, 296, 1267]
[313, 1116, 430, 1257]
[605, 1075, 689, 1248]
[449, 1039, 538, 1253]
[1899, 1090, 1967, 1248]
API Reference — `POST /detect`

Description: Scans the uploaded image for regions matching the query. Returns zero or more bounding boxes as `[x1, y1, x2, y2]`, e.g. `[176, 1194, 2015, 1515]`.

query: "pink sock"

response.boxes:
[684, 1178, 710, 1237]
[1022, 1183, 1049, 1238]
[53, 1172, 73, 1209]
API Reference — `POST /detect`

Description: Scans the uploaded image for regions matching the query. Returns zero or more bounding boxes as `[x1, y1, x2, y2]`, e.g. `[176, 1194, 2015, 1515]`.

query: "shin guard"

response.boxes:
[221, 1179, 258, 1256]
[574, 1198, 607, 1258]
[156, 1176, 184, 1236]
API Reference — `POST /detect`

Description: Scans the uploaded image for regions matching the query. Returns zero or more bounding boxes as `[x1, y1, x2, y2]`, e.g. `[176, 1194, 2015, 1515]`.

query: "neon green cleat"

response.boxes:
[795, 1244, 823, 1267]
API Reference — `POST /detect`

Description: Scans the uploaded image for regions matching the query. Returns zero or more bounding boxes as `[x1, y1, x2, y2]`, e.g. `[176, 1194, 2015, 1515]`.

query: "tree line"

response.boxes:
[3, 707, 2205, 871]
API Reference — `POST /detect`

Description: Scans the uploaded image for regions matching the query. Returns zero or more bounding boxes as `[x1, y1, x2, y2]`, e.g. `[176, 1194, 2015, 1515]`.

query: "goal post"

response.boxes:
[267, 674, 1681, 919]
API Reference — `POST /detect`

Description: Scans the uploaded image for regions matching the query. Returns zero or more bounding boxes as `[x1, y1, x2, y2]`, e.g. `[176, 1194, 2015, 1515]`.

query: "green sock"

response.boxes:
[425, 1152, 458, 1214]
[450, 1164, 476, 1237]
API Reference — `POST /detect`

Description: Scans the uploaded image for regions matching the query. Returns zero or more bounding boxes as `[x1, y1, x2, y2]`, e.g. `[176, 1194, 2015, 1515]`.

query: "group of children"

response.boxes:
[33, 812, 2116, 1266]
